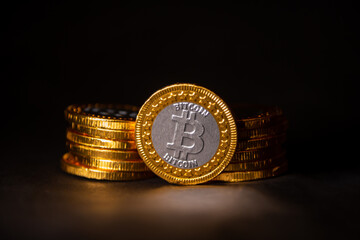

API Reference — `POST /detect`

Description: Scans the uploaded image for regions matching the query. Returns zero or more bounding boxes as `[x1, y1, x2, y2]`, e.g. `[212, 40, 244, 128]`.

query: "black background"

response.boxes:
[1, 1, 359, 240]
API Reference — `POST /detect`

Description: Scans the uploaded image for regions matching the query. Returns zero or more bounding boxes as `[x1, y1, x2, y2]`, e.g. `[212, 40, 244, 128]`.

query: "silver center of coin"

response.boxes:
[151, 101, 220, 169]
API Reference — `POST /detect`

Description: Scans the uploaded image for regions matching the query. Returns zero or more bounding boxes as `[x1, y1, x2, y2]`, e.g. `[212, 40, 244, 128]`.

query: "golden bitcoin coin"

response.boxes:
[60, 153, 155, 181]
[66, 129, 137, 150]
[66, 141, 140, 160]
[65, 104, 138, 130]
[213, 160, 288, 182]
[232, 145, 283, 162]
[71, 122, 135, 141]
[237, 120, 288, 140]
[224, 152, 285, 172]
[135, 83, 237, 185]
[236, 133, 286, 151]
[231, 104, 285, 129]
[71, 153, 150, 172]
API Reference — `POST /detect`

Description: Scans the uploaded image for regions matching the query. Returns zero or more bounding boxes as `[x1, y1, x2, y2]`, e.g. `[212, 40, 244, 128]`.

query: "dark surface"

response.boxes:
[1, 145, 360, 240]
[1, 1, 359, 240]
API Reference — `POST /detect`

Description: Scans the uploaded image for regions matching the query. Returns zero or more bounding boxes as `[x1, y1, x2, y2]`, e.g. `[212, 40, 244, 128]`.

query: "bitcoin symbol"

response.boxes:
[166, 109, 204, 160]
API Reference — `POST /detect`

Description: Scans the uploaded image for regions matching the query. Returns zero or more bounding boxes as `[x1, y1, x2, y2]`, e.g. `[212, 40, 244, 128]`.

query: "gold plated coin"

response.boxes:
[231, 104, 285, 129]
[71, 153, 150, 172]
[66, 141, 140, 160]
[65, 104, 138, 131]
[71, 122, 135, 141]
[232, 145, 283, 162]
[224, 152, 286, 172]
[236, 133, 286, 151]
[66, 129, 137, 150]
[213, 160, 288, 182]
[60, 153, 155, 181]
[237, 121, 288, 140]
[135, 83, 237, 185]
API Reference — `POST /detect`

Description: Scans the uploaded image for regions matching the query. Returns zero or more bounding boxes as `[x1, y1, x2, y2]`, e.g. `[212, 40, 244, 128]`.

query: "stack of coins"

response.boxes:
[61, 104, 154, 181]
[214, 104, 288, 182]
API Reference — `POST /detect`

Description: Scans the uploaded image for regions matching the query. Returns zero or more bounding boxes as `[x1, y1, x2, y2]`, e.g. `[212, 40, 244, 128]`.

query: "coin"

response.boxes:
[72, 153, 150, 172]
[237, 121, 288, 140]
[66, 141, 140, 160]
[213, 160, 288, 182]
[224, 152, 286, 172]
[66, 129, 137, 150]
[135, 83, 237, 185]
[65, 104, 138, 130]
[60, 153, 154, 181]
[231, 104, 285, 129]
[232, 145, 284, 162]
[236, 133, 286, 151]
[71, 122, 135, 141]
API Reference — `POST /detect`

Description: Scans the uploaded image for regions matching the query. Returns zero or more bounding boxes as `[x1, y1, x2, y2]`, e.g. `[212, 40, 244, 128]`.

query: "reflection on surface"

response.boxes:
[2, 147, 360, 240]
[61, 178, 286, 218]
[1, 157, 315, 240]
[49, 175, 301, 240]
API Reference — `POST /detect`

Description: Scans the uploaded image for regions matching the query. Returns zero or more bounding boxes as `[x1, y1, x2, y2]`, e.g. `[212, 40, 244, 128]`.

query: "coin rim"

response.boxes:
[71, 122, 135, 141]
[66, 129, 137, 150]
[213, 160, 288, 182]
[64, 104, 138, 130]
[231, 103, 283, 121]
[236, 133, 286, 151]
[66, 141, 140, 160]
[70, 152, 150, 172]
[237, 120, 288, 140]
[61, 153, 154, 181]
[135, 83, 237, 185]
[231, 145, 283, 162]
[224, 151, 286, 172]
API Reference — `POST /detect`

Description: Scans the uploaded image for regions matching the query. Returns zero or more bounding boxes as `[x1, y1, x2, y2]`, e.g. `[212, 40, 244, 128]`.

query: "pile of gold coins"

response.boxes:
[213, 104, 288, 182]
[61, 104, 154, 181]
[61, 84, 288, 184]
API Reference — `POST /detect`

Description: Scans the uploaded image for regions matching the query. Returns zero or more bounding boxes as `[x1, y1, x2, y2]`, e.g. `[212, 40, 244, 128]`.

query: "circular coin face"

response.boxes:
[152, 102, 220, 168]
[135, 83, 237, 185]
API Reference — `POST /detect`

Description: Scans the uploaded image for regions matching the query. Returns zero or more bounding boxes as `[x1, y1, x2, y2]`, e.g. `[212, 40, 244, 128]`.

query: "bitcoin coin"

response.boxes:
[236, 133, 286, 151]
[66, 141, 140, 160]
[232, 145, 283, 162]
[61, 153, 154, 181]
[135, 83, 237, 185]
[231, 104, 285, 129]
[213, 160, 288, 182]
[65, 104, 138, 130]
[71, 122, 135, 140]
[224, 152, 285, 172]
[72, 153, 150, 172]
[66, 129, 137, 150]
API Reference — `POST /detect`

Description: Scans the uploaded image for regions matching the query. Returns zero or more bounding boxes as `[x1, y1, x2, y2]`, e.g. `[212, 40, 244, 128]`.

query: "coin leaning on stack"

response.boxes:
[61, 104, 154, 181]
[213, 104, 288, 182]
[134, 83, 288, 185]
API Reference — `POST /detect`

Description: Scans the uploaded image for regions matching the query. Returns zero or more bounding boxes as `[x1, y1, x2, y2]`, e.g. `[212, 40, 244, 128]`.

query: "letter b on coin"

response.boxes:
[151, 102, 220, 169]
[166, 109, 204, 160]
